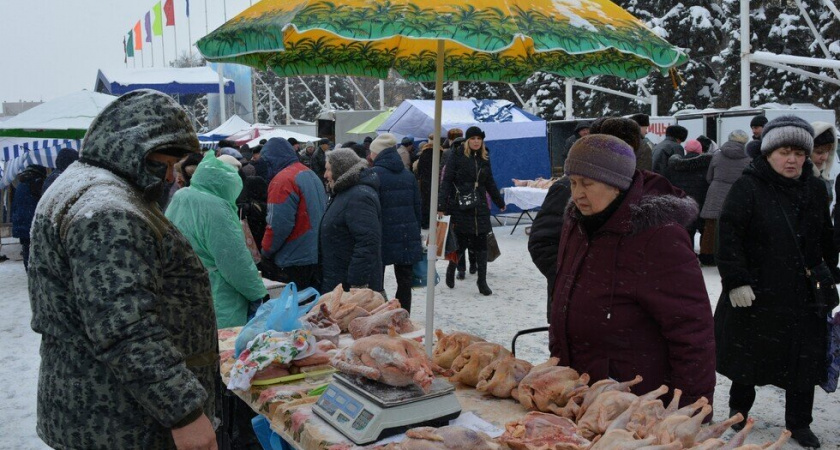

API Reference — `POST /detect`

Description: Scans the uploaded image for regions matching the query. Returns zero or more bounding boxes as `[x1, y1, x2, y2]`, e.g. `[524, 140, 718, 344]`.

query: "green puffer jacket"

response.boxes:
[28, 90, 220, 450]
[166, 153, 268, 328]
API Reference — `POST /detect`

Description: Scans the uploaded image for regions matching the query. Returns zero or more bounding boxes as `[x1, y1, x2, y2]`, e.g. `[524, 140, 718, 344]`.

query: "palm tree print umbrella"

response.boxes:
[198, 0, 687, 82]
[198, 0, 688, 355]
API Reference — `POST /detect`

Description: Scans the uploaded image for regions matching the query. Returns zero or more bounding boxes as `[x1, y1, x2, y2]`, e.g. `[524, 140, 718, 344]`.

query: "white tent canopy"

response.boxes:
[199, 115, 252, 142]
[245, 128, 320, 148]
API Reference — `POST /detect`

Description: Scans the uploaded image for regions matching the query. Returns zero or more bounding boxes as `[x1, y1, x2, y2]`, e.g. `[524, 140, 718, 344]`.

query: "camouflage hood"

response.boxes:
[79, 89, 199, 191]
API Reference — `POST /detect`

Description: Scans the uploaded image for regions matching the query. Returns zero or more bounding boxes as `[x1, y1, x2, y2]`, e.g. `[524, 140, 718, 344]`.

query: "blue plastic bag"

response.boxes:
[820, 311, 840, 393]
[235, 283, 320, 357]
[412, 251, 440, 288]
[251, 415, 293, 450]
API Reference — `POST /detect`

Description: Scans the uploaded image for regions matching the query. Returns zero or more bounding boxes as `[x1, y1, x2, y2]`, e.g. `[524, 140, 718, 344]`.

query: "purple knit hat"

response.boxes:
[564, 134, 636, 190]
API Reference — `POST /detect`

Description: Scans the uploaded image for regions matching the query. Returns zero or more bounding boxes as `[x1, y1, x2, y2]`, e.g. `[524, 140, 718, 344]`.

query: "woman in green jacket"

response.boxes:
[166, 153, 268, 328]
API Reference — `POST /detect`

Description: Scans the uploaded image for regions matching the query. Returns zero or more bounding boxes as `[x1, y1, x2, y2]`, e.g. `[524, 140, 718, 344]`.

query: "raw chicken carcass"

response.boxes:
[433, 329, 486, 369]
[693, 412, 744, 443]
[315, 285, 386, 331]
[730, 430, 790, 450]
[449, 342, 511, 387]
[500, 412, 591, 450]
[649, 404, 712, 447]
[512, 358, 590, 417]
[331, 328, 449, 392]
[577, 385, 668, 440]
[348, 300, 413, 339]
[476, 355, 533, 398]
[391, 426, 501, 450]
[577, 376, 644, 421]
[306, 304, 341, 346]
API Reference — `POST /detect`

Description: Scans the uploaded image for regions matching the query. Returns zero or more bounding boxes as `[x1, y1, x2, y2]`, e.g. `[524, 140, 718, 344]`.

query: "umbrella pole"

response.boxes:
[425, 39, 445, 356]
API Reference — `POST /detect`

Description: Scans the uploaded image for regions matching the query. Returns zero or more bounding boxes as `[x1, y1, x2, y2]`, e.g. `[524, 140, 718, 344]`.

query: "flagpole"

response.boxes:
[161, 35, 166, 67]
[187, 4, 193, 59]
[173, 24, 179, 63]
[151, 39, 155, 67]
[141, 49, 145, 67]
[204, 0, 209, 35]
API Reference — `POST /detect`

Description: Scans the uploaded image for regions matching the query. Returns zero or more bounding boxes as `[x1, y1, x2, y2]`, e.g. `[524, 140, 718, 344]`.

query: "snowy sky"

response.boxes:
[0, 0, 255, 107]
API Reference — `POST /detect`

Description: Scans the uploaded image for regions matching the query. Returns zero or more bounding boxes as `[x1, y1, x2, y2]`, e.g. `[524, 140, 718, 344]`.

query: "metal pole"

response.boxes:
[650, 95, 658, 117]
[173, 23, 179, 65]
[325, 75, 331, 109]
[452, 81, 459, 100]
[565, 78, 573, 119]
[379, 80, 385, 110]
[161, 32, 166, 67]
[753, 60, 840, 87]
[794, 0, 840, 79]
[204, 0, 209, 35]
[425, 39, 445, 357]
[347, 78, 375, 109]
[187, 9, 193, 59]
[824, 0, 840, 22]
[740, 0, 750, 107]
[218, 64, 227, 123]
[285, 78, 292, 125]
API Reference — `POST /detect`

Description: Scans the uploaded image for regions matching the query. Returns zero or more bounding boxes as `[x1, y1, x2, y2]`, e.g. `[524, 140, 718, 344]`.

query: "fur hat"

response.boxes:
[728, 129, 750, 145]
[760, 115, 814, 156]
[665, 125, 689, 141]
[401, 136, 415, 146]
[599, 117, 642, 153]
[629, 113, 650, 127]
[465, 126, 486, 140]
[287, 138, 299, 146]
[750, 115, 768, 128]
[370, 133, 398, 155]
[684, 139, 703, 154]
[326, 148, 363, 180]
[565, 134, 636, 191]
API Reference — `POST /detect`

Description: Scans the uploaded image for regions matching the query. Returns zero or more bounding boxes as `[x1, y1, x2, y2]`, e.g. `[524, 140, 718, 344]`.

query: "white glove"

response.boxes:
[729, 285, 755, 307]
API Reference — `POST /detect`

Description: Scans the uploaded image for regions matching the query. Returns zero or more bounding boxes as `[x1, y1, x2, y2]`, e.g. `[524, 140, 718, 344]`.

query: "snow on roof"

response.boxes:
[0, 90, 116, 133]
[96, 67, 235, 95]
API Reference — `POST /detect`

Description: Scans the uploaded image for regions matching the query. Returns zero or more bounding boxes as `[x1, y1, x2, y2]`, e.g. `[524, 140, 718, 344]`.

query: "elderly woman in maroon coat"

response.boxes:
[548, 134, 716, 408]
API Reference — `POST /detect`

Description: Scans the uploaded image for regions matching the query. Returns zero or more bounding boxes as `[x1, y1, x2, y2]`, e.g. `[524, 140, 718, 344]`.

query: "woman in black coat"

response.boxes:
[715, 116, 838, 448]
[320, 149, 384, 293]
[437, 126, 505, 295]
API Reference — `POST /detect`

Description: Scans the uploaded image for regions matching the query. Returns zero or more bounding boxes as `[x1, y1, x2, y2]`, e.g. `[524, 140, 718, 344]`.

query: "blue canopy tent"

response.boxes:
[377, 99, 549, 214]
[95, 67, 235, 96]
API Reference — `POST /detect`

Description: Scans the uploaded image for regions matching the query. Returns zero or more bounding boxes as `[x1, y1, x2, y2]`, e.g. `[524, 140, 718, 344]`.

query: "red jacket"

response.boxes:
[549, 171, 715, 407]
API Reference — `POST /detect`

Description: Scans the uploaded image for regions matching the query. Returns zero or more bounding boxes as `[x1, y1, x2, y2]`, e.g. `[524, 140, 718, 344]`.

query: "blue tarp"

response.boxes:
[95, 67, 235, 96]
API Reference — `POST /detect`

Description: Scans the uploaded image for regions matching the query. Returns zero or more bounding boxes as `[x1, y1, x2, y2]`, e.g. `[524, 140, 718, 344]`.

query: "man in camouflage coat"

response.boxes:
[28, 90, 220, 449]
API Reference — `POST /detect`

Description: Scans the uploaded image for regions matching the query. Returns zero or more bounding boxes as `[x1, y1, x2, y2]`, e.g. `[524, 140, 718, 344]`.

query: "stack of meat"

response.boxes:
[406, 329, 793, 450]
[307, 285, 413, 338]
[251, 339, 339, 383]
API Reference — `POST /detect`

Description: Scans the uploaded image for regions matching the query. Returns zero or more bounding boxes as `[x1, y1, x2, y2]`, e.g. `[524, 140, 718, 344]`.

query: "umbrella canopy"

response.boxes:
[347, 108, 396, 135]
[198, 0, 687, 355]
[197, 0, 686, 82]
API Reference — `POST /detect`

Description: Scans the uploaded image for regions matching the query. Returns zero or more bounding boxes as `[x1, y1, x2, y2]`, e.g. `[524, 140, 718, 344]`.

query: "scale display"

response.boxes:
[313, 373, 461, 445]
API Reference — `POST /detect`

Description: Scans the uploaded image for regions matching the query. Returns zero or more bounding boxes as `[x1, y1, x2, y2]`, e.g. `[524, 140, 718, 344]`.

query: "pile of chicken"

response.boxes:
[415, 329, 793, 450]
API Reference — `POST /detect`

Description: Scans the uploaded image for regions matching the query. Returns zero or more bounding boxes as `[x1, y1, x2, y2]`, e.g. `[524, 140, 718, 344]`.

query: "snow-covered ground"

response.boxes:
[2, 226, 839, 449]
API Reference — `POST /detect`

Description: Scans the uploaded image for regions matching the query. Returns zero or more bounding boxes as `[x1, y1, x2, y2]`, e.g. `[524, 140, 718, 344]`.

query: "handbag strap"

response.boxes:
[771, 186, 812, 278]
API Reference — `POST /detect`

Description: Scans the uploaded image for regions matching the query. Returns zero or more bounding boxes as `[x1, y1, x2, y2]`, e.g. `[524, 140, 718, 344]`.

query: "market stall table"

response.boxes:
[218, 327, 530, 449]
[502, 187, 548, 234]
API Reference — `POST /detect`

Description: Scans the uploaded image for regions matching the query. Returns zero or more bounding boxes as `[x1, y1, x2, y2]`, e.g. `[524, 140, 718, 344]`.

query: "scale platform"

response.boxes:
[313, 373, 461, 445]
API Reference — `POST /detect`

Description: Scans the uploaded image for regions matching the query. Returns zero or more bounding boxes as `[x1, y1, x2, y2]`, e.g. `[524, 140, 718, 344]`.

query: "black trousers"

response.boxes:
[729, 382, 815, 430]
[455, 232, 487, 258]
[20, 237, 30, 272]
[384, 264, 414, 313]
[258, 261, 320, 291]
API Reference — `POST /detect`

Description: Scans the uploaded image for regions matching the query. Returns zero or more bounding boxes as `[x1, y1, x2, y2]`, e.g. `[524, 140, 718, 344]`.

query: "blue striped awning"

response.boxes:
[0, 139, 80, 190]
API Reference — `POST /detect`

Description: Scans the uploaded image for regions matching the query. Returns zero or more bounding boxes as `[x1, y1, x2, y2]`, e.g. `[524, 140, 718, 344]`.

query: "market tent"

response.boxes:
[199, 114, 251, 143]
[378, 99, 549, 213]
[0, 91, 117, 189]
[347, 108, 395, 135]
[95, 67, 235, 96]
[244, 128, 320, 148]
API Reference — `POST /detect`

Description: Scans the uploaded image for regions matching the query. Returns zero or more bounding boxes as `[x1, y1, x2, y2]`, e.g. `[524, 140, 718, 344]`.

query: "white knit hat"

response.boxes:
[369, 133, 397, 155]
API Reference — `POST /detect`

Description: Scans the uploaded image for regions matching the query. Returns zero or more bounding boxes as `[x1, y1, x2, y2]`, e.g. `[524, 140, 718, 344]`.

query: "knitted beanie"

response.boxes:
[370, 133, 397, 155]
[565, 134, 636, 191]
[728, 129, 750, 145]
[218, 154, 242, 169]
[629, 113, 650, 127]
[684, 139, 703, 154]
[465, 126, 485, 140]
[760, 115, 814, 156]
[326, 148, 363, 179]
[750, 115, 768, 128]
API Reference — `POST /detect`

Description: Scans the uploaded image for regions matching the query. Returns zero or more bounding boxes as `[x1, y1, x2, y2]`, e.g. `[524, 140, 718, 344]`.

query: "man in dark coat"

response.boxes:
[745, 115, 768, 159]
[652, 125, 688, 173]
[11, 164, 47, 271]
[28, 90, 219, 449]
[629, 113, 654, 171]
[550, 134, 715, 409]
[557, 121, 590, 171]
[320, 149, 384, 293]
[715, 116, 836, 447]
[370, 134, 423, 312]
[662, 139, 712, 247]
[43, 148, 79, 192]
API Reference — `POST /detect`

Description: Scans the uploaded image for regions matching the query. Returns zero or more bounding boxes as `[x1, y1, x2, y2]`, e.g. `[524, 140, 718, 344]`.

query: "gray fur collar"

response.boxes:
[333, 160, 370, 193]
[567, 193, 698, 235]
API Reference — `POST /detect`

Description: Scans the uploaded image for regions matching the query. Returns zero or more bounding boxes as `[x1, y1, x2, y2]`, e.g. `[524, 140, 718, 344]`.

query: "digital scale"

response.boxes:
[312, 373, 462, 445]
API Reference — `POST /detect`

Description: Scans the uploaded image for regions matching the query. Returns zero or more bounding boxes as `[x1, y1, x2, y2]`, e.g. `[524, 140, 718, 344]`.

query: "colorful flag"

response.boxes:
[127, 32, 135, 57]
[145, 12, 152, 42]
[153, 3, 164, 36]
[134, 21, 143, 50]
[185, 0, 190, 17]
[164, 0, 175, 26]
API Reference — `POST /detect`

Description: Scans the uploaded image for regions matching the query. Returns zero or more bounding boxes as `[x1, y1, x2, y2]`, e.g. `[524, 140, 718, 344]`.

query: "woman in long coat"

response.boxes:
[438, 126, 505, 295]
[549, 134, 716, 408]
[715, 116, 837, 448]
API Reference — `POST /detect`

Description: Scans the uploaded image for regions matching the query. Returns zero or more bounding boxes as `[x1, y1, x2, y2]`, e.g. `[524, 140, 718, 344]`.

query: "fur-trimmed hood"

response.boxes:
[811, 121, 837, 181]
[566, 170, 698, 235]
[667, 152, 713, 172]
[333, 160, 378, 194]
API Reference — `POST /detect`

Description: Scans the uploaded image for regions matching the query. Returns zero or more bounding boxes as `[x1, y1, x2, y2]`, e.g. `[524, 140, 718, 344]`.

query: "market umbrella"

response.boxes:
[347, 108, 396, 135]
[197, 0, 688, 355]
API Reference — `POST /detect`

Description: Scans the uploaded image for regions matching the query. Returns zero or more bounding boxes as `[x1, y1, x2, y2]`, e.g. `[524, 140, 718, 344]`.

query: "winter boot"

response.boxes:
[468, 249, 477, 274]
[790, 428, 820, 448]
[476, 251, 492, 296]
[446, 262, 456, 289]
